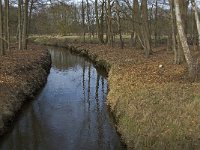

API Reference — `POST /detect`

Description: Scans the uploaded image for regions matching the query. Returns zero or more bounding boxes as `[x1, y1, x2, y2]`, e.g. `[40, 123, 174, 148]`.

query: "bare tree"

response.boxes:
[115, 0, 123, 49]
[169, 0, 179, 64]
[5, 0, 10, 52]
[18, 0, 22, 50]
[22, 0, 29, 50]
[174, 0, 196, 77]
[81, 0, 86, 42]
[154, 0, 158, 46]
[107, 0, 113, 46]
[141, 0, 152, 57]
[99, 0, 105, 43]
[179, 0, 189, 34]
[28, 0, 34, 34]
[86, 0, 91, 40]
[0, 0, 4, 55]
[95, 0, 100, 42]
[133, 0, 141, 47]
[191, 0, 200, 49]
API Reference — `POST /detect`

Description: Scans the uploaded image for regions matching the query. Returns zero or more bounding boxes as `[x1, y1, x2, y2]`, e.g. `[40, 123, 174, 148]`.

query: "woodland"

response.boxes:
[1, 0, 200, 149]
[0, 0, 200, 78]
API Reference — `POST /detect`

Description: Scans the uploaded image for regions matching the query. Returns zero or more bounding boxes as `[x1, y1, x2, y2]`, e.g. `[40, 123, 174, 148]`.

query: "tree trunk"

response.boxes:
[131, 1, 135, 47]
[28, 0, 34, 35]
[116, 0, 123, 49]
[107, 0, 113, 46]
[22, 0, 28, 50]
[81, 0, 85, 43]
[86, 0, 91, 41]
[191, 0, 200, 49]
[18, 0, 22, 50]
[154, 0, 158, 46]
[95, 0, 100, 43]
[133, 0, 142, 48]
[5, 0, 10, 52]
[170, 0, 179, 64]
[0, 0, 4, 55]
[99, 0, 105, 43]
[174, 0, 196, 78]
[104, 0, 108, 44]
[141, 0, 152, 57]
[179, 0, 189, 34]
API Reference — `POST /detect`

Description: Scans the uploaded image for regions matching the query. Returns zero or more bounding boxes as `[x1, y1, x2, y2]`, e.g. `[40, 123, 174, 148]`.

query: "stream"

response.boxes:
[0, 47, 125, 150]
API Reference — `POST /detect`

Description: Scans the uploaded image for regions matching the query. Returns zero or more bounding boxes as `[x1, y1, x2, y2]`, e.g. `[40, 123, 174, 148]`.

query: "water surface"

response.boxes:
[0, 47, 125, 150]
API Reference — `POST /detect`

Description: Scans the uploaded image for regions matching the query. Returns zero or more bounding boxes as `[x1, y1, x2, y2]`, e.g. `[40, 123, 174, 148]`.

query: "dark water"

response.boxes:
[0, 47, 125, 150]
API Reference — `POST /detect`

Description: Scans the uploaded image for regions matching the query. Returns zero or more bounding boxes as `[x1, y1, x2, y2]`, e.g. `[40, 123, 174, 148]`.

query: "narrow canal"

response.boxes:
[0, 47, 125, 150]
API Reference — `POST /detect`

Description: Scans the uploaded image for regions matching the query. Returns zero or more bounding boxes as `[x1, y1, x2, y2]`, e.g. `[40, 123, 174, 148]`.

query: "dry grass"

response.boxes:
[33, 36, 200, 149]
[0, 44, 51, 135]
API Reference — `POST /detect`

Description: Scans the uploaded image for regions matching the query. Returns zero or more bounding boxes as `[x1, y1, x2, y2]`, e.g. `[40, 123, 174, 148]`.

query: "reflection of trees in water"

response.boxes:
[3, 103, 44, 150]
[95, 73, 104, 147]
[0, 48, 123, 150]
[82, 61, 86, 103]
[31, 102, 47, 150]
[101, 76, 105, 108]
[49, 47, 87, 70]
[87, 64, 91, 109]
[49, 47, 108, 78]
[80, 58, 111, 147]
[87, 64, 91, 135]
[4, 112, 27, 150]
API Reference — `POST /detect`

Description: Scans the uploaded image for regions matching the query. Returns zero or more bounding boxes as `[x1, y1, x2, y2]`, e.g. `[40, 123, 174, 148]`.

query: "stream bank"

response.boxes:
[0, 44, 51, 136]
[0, 46, 125, 150]
[32, 36, 200, 149]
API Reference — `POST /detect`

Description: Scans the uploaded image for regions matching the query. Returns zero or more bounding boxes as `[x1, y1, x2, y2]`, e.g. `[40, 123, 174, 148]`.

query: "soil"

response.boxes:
[0, 44, 51, 135]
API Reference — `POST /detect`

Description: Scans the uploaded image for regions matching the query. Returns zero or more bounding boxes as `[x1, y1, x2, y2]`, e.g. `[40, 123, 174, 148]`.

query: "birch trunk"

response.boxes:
[174, 0, 196, 77]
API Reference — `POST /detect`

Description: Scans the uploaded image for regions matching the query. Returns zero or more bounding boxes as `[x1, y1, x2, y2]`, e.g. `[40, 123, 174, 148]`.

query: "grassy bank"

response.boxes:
[32, 36, 200, 149]
[0, 44, 51, 135]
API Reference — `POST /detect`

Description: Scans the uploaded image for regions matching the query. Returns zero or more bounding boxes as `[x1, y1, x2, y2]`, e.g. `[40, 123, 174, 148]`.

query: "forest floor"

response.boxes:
[32, 36, 200, 149]
[0, 44, 51, 135]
